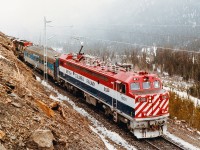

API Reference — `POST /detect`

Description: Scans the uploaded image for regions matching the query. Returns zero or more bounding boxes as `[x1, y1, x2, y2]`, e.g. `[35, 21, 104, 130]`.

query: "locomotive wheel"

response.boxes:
[65, 83, 70, 91]
[104, 106, 111, 117]
[127, 122, 131, 131]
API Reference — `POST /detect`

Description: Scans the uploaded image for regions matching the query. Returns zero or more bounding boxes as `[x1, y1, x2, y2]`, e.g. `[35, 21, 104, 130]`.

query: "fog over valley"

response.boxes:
[1, 0, 200, 52]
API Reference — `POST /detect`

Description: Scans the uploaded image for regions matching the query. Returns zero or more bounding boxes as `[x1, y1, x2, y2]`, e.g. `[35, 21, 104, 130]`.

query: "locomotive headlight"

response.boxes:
[162, 95, 167, 100]
[160, 94, 168, 100]
[148, 96, 153, 103]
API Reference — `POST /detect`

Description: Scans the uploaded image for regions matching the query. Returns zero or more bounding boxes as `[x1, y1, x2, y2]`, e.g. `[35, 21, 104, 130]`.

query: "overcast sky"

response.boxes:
[1, 0, 199, 47]
[1, 0, 153, 40]
[0, 0, 124, 40]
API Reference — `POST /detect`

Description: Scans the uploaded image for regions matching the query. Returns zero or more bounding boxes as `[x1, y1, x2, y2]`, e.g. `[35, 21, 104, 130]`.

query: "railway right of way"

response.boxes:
[32, 68, 188, 150]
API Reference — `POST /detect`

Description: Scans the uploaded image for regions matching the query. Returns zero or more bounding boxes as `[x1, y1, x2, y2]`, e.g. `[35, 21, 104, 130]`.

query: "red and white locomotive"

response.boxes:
[23, 45, 169, 138]
[58, 49, 169, 138]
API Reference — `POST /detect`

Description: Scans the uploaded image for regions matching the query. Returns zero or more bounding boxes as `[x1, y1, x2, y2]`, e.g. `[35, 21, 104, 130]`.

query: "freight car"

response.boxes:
[24, 45, 169, 138]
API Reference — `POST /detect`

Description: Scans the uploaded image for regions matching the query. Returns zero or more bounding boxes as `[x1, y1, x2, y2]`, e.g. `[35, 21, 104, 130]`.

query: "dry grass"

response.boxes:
[169, 91, 200, 130]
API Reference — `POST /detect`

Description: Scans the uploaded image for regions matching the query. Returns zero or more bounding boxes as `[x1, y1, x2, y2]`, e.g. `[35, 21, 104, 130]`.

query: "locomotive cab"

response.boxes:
[129, 73, 169, 118]
[130, 75, 164, 95]
[127, 73, 169, 138]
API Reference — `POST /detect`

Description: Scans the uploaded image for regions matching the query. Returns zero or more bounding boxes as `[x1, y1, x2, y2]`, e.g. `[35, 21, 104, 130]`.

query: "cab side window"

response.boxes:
[117, 83, 126, 94]
[121, 83, 126, 94]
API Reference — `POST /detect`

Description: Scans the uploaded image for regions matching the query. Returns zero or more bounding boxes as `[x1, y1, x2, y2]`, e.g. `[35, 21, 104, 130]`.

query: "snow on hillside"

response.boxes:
[162, 77, 200, 107]
[164, 86, 200, 107]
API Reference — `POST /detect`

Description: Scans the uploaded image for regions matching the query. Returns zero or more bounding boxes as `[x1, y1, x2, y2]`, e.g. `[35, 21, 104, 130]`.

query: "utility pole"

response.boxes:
[44, 17, 52, 82]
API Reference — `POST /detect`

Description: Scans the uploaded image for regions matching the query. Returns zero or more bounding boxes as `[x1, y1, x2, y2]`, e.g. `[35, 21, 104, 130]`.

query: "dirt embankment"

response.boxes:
[0, 31, 106, 150]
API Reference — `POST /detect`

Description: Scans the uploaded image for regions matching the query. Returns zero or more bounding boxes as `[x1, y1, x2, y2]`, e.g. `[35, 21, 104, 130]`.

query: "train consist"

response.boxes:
[16, 41, 169, 138]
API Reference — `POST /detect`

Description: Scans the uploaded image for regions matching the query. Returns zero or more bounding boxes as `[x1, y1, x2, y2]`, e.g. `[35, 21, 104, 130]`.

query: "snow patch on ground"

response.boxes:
[37, 77, 136, 150]
[0, 54, 9, 61]
[0, 55, 5, 59]
[36, 76, 41, 82]
[89, 126, 116, 150]
[41, 80, 55, 91]
[197, 131, 200, 136]
[166, 132, 199, 150]
[49, 95, 60, 101]
[55, 92, 137, 150]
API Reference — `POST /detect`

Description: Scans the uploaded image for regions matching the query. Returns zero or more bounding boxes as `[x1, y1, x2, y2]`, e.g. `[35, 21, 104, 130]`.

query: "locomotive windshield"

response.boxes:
[130, 82, 140, 90]
[154, 80, 161, 88]
[143, 82, 150, 89]
[130, 80, 161, 91]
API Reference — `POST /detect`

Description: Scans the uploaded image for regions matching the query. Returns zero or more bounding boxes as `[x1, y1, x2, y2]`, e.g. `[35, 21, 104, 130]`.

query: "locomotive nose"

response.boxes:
[135, 92, 169, 118]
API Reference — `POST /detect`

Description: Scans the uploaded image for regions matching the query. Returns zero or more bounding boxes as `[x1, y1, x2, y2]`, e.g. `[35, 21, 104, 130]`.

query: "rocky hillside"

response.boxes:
[0, 31, 105, 150]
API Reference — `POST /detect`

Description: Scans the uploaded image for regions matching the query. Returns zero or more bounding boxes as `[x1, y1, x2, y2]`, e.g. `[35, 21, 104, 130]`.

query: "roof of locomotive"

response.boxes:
[25, 45, 61, 59]
[59, 53, 159, 84]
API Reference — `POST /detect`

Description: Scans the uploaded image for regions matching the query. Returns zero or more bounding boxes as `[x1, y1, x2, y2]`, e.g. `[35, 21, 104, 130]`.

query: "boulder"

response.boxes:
[0, 130, 5, 139]
[35, 100, 54, 117]
[31, 129, 54, 148]
[11, 102, 22, 108]
[0, 143, 6, 150]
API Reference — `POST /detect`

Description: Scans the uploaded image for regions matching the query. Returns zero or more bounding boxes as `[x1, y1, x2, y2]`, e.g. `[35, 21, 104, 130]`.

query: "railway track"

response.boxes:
[145, 136, 186, 150]
[162, 136, 186, 150]
[32, 69, 188, 150]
